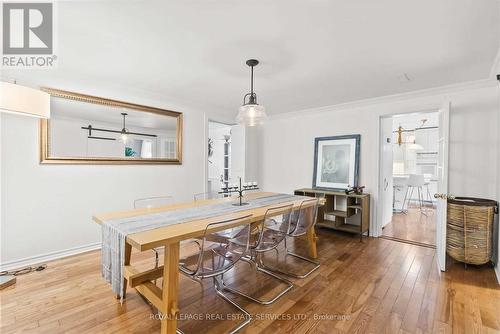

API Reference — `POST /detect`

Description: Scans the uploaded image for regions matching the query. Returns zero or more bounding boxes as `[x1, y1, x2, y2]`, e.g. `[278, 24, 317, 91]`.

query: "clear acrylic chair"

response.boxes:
[260, 198, 320, 278]
[134, 196, 175, 270]
[193, 191, 222, 201]
[220, 204, 294, 305]
[178, 214, 253, 334]
[134, 196, 174, 210]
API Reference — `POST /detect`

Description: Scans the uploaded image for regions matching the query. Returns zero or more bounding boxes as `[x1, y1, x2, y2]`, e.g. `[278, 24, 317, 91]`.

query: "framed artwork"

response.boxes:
[312, 135, 360, 190]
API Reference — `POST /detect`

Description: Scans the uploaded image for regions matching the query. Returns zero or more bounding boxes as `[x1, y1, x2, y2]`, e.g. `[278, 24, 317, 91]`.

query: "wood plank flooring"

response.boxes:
[1, 230, 499, 334]
[382, 207, 436, 247]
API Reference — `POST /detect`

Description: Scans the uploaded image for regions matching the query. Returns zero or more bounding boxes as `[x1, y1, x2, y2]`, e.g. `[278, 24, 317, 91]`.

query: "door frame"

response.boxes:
[378, 116, 394, 232]
[376, 107, 442, 237]
[203, 116, 237, 194]
[436, 101, 451, 271]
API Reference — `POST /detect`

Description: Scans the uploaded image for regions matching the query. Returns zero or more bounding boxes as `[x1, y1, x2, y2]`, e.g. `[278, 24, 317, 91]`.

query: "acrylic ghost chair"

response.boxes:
[219, 204, 294, 305]
[133, 196, 205, 287]
[134, 196, 176, 271]
[193, 191, 223, 201]
[177, 214, 253, 334]
[259, 198, 321, 278]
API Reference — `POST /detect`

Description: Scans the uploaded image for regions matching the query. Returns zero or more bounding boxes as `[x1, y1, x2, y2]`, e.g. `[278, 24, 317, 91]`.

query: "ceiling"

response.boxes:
[2, 0, 499, 117]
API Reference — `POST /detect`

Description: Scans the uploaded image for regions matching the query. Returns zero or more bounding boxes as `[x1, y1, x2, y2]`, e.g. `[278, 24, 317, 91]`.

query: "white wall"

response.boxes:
[0, 90, 214, 268]
[249, 83, 499, 237]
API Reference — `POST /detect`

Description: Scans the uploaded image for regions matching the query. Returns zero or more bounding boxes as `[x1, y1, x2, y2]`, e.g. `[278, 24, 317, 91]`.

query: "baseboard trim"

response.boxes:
[0, 242, 101, 272]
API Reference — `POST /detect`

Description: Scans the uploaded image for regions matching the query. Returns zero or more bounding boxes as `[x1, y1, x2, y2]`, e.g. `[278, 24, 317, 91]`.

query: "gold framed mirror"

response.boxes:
[39, 88, 182, 164]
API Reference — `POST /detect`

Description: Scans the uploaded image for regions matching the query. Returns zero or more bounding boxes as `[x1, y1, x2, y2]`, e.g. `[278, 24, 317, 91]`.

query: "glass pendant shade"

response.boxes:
[120, 113, 129, 143]
[121, 132, 128, 143]
[236, 103, 267, 127]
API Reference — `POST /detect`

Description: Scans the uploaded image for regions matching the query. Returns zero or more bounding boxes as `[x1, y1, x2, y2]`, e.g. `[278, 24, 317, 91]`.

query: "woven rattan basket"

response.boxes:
[446, 197, 498, 265]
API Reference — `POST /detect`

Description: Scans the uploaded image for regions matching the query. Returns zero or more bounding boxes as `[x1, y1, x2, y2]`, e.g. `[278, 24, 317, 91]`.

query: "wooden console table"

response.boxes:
[294, 188, 370, 241]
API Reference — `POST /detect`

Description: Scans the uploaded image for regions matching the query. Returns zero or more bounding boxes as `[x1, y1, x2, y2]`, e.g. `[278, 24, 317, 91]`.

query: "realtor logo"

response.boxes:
[2, 2, 56, 68]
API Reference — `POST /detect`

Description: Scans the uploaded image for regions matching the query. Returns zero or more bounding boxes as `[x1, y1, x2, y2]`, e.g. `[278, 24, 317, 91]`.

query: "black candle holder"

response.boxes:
[219, 178, 259, 206]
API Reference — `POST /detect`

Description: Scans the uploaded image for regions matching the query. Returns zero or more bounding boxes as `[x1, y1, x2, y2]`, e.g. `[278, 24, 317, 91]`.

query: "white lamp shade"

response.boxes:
[236, 103, 267, 126]
[0, 82, 50, 118]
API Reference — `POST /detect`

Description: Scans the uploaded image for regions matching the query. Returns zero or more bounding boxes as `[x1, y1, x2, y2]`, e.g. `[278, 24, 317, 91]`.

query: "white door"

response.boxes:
[436, 101, 450, 272]
[379, 117, 394, 233]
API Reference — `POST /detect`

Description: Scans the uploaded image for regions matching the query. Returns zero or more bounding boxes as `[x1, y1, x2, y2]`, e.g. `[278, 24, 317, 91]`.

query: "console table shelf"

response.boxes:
[294, 188, 370, 241]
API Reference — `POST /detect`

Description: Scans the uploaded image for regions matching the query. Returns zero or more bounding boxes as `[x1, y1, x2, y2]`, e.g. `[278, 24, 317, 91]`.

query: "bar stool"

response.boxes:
[260, 198, 321, 278]
[423, 179, 433, 207]
[220, 204, 294, 305]
[401, 174, 428, 215]
[178, 214, 254, 334]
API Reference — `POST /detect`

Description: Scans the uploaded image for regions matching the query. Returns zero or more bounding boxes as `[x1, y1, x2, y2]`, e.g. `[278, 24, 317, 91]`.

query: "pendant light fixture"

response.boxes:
[120, 112, 129, 143]
[236, 59, 267, 126]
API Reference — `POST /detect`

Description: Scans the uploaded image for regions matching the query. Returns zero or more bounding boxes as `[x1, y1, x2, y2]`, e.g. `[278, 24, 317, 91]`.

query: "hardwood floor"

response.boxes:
[1, 230, 499, 334]
[382, 207, 436, 247]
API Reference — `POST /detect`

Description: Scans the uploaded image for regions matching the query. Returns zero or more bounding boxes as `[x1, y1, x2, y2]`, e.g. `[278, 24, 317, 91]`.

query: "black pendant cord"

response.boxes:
[243, 59, 259, 105]
[250, 65, 254, 96]
[249, 64, 257, 104]
[122, 113, 127, 132]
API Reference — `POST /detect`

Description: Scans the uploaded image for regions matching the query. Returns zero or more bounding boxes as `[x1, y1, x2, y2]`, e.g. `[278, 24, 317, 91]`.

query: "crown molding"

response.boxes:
[268, 78, 498, 121]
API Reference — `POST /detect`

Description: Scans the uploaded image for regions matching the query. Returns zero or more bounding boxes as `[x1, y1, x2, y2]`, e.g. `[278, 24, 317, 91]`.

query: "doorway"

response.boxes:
[379, 111, 440, 248]
[206, 120, 245, 193]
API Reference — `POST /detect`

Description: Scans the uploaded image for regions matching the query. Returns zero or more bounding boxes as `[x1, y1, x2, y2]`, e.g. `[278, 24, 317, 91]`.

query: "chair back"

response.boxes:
[253, 204, 293, 249]
[193, 191, 222, 201]
[289, 198, 320, 236]
[193, 214, 253, 277]
[134, 196, 174, 209]
[407, 174, 425, 187]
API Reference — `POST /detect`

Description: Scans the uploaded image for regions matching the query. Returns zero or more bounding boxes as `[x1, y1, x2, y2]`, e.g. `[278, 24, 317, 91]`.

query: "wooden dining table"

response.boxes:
[92, 192, 319, 334]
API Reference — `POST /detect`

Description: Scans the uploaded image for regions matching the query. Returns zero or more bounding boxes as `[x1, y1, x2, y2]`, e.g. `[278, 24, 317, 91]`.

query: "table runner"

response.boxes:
[101, 193, 307, 300]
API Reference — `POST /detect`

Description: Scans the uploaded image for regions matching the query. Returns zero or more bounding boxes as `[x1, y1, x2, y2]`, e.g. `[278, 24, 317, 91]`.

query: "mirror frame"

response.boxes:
[39, 87, 183, 165]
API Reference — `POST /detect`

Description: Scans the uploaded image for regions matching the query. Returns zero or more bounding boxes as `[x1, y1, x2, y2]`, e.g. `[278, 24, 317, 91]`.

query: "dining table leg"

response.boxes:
[161, 242, 180, 334]
[306, 227, 318, 259]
